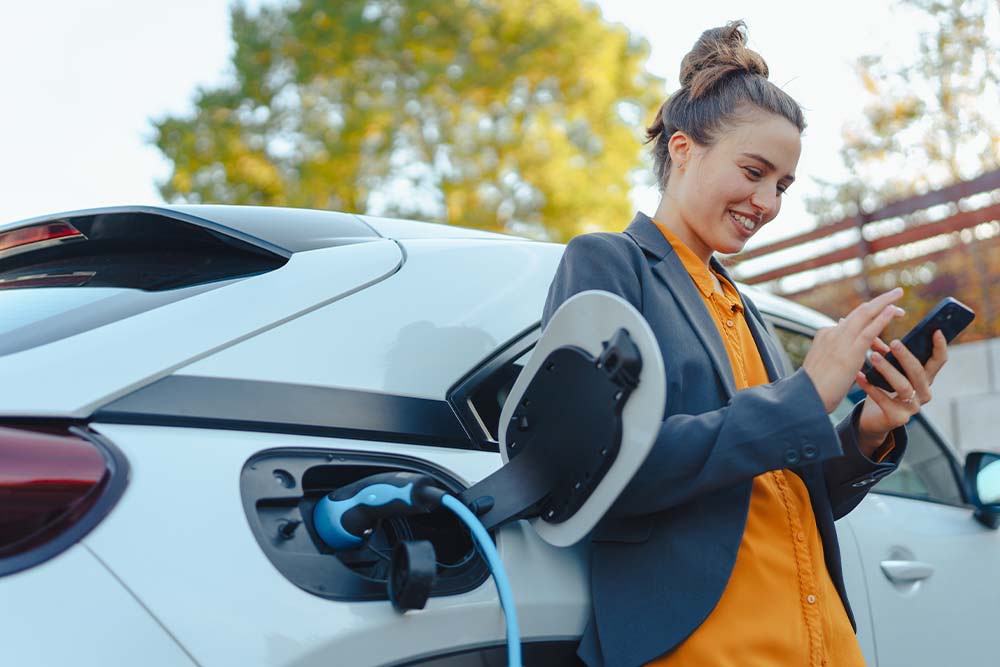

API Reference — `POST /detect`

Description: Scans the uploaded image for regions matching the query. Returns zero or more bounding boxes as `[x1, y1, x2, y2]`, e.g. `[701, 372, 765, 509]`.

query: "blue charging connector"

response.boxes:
[313, 473, 522, 667]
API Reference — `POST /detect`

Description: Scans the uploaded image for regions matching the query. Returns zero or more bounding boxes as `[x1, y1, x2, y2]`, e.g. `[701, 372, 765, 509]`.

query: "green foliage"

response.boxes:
[151, 0, 665, 240]
[806, 0, 1000, 223]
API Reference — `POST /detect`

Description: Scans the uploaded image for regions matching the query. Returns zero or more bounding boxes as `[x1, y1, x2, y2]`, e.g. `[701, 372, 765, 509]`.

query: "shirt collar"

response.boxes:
[650, 219, 723, 299]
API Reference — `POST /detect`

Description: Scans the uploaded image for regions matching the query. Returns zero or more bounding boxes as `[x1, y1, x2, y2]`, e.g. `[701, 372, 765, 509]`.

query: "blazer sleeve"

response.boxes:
[543, 232, 904, 520]
[825, 400, 908, 519]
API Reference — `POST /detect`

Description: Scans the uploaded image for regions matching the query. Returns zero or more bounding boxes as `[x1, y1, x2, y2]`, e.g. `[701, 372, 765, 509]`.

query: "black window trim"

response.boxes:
[447, 322, 541, 452]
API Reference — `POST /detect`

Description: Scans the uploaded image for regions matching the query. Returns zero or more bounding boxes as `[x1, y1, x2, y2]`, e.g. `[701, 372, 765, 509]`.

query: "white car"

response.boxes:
[1, 205, 998, 667]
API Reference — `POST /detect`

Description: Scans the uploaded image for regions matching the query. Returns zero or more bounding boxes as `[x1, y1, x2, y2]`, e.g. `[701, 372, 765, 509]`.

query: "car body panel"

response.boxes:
[0, 543, 197, 666]
[180, 239, 563, 400]
[0, 240, 401, 416]
[844, 493, 1000, 666]
[83, 422, 588, 667]
[356, 214, 518, 241]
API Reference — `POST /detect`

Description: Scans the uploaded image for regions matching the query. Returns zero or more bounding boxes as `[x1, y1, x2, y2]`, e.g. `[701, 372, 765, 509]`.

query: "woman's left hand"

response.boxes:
[854, 330, 950, 457]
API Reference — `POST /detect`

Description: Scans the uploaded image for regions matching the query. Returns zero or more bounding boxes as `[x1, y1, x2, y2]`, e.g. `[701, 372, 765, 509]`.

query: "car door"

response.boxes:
[770, 321, 1000, 667]
[843, 418, 1000, 667]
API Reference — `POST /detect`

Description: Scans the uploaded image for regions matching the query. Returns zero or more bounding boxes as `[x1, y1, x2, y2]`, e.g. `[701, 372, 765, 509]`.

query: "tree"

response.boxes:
[151, 0, 664, 241]
[807, 0, 1000, 222]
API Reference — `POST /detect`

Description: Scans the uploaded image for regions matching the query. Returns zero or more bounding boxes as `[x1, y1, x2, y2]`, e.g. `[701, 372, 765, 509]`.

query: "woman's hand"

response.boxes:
[853, 329, 949, 456]
[801, 288, 906, 414]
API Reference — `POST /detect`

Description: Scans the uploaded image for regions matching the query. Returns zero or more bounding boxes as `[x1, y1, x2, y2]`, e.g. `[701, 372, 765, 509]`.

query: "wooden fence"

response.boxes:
[727, 168, 1000, 341]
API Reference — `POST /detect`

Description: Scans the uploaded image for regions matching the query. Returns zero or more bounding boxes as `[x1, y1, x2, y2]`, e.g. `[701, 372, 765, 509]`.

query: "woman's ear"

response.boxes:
[667, 131, 693, 174]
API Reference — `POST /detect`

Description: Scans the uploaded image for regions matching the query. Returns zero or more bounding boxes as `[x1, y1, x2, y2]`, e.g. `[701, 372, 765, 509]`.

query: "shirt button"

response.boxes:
[726, 319, 735, 327]
[807, 594, 817, 604]
[796, 531, 806, 542]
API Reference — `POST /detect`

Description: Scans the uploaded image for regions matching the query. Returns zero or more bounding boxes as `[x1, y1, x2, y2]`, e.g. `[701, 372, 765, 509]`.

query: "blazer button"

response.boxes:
[784, 449, 801, 465]
[802, 445, 818, 460]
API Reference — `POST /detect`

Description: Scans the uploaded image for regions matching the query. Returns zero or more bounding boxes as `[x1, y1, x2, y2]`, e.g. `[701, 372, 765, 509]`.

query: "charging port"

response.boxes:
[240, 448, 488, 602]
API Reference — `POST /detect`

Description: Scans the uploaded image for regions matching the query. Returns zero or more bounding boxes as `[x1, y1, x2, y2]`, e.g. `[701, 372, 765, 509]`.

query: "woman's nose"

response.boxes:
[750, 187, 777, 218]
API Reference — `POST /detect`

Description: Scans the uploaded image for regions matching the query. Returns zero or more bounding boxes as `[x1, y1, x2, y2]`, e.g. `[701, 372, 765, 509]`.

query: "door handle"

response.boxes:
[880, 559, 935, 583]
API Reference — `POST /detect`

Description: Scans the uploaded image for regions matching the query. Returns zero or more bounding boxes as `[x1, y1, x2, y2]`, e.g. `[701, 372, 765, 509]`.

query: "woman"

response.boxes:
[542, 22, 949, 667]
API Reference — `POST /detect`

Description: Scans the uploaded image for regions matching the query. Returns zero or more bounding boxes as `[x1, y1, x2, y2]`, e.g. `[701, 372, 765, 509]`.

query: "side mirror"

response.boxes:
[964, 452, 1000, 529]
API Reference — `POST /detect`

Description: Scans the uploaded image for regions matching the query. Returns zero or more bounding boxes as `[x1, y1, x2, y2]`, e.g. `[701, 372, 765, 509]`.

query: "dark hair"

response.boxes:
[646, 21, 806, 189]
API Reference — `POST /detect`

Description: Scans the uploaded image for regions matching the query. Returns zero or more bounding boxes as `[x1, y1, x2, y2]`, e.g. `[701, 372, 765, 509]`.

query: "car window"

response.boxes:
[0, 212, 287, 356]
[873, 416, 964, 505]
[772, 325, 855, 422]
[773, 325, 812, 372]
[770, 324, 964, 505]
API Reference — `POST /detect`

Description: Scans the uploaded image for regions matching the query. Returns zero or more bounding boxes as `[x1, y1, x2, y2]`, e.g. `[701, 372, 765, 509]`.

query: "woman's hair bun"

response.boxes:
[679, 20, 769, 100]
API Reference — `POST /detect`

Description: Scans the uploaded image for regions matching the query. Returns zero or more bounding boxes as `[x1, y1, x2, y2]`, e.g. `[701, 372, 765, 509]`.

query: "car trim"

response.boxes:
[447, 323, 541, 451]
[93, 375, 475, 449]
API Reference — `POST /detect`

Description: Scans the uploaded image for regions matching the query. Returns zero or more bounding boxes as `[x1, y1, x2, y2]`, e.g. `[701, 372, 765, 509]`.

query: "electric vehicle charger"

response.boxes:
[313, 472, 521, 666]
[312, 291, 667, 667]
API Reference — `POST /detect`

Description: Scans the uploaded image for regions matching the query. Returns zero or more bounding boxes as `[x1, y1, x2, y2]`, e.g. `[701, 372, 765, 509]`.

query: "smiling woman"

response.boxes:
[541, 19, 951, 667]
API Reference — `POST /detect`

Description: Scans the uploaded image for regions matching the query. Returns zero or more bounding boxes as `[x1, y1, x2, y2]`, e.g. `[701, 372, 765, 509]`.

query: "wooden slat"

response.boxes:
[780, 233, 1000, 299]
[740, 202, 1000, 284]
[868, 203, 1000, 252]
[743, 245, 862, 284]
[731, 168, 1000, 264]
[733, 217, 858, 262]
[873, 169, 1000, 221]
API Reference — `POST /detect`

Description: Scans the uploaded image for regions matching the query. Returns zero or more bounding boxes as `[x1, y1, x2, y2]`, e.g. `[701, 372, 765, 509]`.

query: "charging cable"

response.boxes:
[440, 493, 520, 667]
[312, 472, 522, 667]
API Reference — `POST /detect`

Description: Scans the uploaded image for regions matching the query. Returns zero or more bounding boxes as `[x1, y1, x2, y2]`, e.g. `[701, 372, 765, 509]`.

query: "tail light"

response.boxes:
[0, 221, 86, 260]
[0, 424, 128, 576]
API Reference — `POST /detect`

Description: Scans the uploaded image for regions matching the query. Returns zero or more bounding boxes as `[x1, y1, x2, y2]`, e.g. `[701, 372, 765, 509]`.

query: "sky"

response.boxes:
[0, 0, 904, 253]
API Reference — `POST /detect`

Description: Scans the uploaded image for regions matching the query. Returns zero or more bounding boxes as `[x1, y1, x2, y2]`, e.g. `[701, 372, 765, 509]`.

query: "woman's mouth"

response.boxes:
[728, 210, 758, 236]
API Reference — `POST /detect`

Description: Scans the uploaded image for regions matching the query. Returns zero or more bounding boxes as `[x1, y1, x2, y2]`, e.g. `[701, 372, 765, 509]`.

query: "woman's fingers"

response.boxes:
[859, 304, 905, 347]
[924, 330, 949, 384]
[844, 288, 904, 335]
[887, 339, 931, 403]
[855, 371, 912, 429]
[870, 337, 891, 355]
[869, 350, 916, 401]
[856, 372, 902, 414]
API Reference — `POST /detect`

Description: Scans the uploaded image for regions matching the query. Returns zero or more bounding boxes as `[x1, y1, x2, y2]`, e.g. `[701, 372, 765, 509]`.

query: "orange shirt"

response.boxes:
[646, 221, 865, 667]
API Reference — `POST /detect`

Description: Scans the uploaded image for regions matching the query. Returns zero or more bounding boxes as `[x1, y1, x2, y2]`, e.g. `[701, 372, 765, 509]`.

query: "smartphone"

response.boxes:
[862, 296, 975, 392]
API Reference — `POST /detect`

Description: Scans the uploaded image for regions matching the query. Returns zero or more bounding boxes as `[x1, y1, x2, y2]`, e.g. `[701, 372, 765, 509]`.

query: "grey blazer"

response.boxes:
[541, 212, 905, 667]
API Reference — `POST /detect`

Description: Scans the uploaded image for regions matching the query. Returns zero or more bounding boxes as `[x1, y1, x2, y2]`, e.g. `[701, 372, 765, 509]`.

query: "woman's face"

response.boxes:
[667, 109, 801, 260]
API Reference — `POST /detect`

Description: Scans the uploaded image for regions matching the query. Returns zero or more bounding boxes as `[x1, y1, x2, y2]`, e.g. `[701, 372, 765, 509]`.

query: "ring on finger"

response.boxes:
[900, 390, 917, 405]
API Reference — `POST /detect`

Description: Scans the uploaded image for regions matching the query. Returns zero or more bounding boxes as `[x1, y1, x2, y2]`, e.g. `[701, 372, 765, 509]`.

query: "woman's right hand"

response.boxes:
[801, 288, 906, 413]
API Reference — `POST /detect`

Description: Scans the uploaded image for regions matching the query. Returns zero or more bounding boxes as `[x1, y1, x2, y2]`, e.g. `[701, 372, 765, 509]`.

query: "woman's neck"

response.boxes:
[652, 196, 714, 268]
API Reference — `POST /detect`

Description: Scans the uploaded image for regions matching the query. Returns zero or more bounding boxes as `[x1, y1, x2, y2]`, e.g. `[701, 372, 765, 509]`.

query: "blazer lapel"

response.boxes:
[624, 213, 738, 398]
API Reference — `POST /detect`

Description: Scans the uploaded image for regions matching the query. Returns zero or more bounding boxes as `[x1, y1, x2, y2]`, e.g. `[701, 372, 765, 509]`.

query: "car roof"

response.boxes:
[739, 282, 836, 331]
[1, 205, 522, 255]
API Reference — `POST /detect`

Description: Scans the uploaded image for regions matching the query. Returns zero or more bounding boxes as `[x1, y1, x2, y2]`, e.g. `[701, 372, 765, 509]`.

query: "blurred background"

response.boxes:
[1, 0, 997, 447]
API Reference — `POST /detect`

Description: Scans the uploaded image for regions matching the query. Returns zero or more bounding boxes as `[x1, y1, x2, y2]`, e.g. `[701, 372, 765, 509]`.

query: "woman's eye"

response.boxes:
[777, 184, 788, 195]
[743, 167, 762, 179]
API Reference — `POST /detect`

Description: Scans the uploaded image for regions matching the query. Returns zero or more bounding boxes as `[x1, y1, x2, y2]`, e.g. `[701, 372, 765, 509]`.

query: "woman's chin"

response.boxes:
[716, 238, 748, 256]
